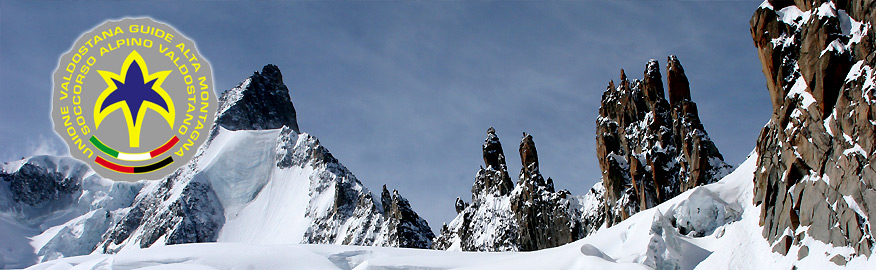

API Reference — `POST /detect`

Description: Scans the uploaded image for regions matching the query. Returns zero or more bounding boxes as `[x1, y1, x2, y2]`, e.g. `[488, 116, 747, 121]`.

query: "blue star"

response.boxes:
[100, 61, 169, 125]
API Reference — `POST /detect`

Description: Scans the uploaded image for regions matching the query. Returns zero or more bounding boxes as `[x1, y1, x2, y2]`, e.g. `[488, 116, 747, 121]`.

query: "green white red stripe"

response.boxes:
[89, 136, 179, 161]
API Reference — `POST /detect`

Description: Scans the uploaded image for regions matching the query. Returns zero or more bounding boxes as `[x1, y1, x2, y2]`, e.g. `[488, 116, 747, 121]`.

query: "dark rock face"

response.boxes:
[380, 185, 435, 249]
[0, 156, 144, 267]
[216, 64, 300, 132]
[0, 157, 89, 225]
[433, 128, 584, 251]
[472, 127, 514, 199]
[96, 170, 225, 253]
[509, 133, 582, 251]
[97, 65, 434, 252]
[1, 164, 80, 208]
[751, 0, 876, 259]
[596, 57, 731, 228]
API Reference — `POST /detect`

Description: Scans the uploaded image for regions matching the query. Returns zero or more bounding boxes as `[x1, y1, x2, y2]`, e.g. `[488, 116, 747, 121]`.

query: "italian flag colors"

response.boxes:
[90, 135, 179, 174]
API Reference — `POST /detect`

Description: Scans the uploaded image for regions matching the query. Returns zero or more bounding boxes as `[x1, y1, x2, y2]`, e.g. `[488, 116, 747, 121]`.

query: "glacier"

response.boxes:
[24, 152, 876, 269]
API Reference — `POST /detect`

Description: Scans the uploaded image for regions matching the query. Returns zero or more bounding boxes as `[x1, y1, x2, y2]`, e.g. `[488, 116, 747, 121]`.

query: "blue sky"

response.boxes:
[0, 1, 770, 229]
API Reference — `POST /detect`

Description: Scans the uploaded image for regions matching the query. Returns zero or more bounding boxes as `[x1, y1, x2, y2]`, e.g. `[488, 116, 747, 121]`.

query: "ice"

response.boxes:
[839, 10, 869, 45]
[669, 188, 740, 237]
[20, 151, 876, 270]
[196, 127, 281, 215]
[0, 212, 40, 268]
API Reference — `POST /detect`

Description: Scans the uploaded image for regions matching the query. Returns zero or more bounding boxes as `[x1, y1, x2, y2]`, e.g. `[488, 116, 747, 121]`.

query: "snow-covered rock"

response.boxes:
[0, 156, 143, 268]
[751, 0, 876, 262]
[28, 153, 876, 270]
[0, 65, 434, 269]
[596, 57, 732, 229]
[96, 64, 433, 252]
[433, 128, 585, 251]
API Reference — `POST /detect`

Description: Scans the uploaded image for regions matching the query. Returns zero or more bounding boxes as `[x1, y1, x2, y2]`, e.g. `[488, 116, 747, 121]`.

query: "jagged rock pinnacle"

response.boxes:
[471, 127, 513, 199]
[666, 55, 692, 106]
[215, 64, 300, 132]
[596, 56, 730, 228]
[518, 133, 539, 183]
[433, 127, 583, 252]
[643, 59, 665, 103]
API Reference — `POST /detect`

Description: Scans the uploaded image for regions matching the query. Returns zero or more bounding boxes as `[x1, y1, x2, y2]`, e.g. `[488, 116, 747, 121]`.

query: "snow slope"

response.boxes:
[2, 65, 434, 268]
[95, 125, 432, 254]
[0, 156, 144, 268]
[29, 152, 875, 269]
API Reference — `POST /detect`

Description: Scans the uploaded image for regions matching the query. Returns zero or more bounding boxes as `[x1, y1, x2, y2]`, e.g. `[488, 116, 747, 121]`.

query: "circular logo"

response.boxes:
[51, 17, 216, 182]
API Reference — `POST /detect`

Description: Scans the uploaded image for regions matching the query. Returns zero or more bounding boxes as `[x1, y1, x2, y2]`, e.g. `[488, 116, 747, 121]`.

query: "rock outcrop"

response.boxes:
[380, 185, 436, 248]
[216, 64, 300, 133]
[0, 156, 143, 267]
[596, 56, 731, 228]
[751, 0, 876, 261]
[433, 128, 585, 251]
[509, 133, 582, 251]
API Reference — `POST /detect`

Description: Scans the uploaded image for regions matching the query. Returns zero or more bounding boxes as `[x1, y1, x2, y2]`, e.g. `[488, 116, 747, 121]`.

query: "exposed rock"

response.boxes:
[49, 64, 434, 255]
[471, 127, 514, 199]
[380, 185, 435, 249]
[1, 163, 80, 209]
[751, 0, 876, 258]
[454, 197, 468, 214]
[666, 55, 692, 106]
[510, 133, 575, 251]
[433, 128, 585, 251]
[216, 64, 300, 132]
[0, 156, 144, 267]
[830, 254, 848, 266]
[595, 56, 731, 228]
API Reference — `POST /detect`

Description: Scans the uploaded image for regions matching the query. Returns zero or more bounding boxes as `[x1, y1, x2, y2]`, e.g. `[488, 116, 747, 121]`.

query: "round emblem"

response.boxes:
[51, 17, 216, 181]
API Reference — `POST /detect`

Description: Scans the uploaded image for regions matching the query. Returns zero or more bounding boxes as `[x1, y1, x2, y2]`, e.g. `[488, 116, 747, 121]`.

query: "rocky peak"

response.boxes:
[596, 56, 731, 228]
[643, 59, 665, 104]
[666, 55, 692, 105]
[483, 127, 505, 170]
[471, 127, 513, 200]
[92, 64, 434, 254]
[0, 156, 87, 223]
[518, 133, 548, 189]
[216, 64, 300, 132]
[434, 128, 584, 252]
[750, 0, 876, 261]
[380, 185, 435, 249]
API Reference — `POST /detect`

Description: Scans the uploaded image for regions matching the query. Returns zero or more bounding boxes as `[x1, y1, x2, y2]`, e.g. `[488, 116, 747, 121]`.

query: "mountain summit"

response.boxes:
[596, 56, 732, 228]
[0, 65, 433, 268]
[216, 64, 300, 132]
[433, 128, 586, 251]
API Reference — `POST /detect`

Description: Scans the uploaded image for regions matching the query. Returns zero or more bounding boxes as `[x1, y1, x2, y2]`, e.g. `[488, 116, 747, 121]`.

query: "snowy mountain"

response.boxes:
[751, 0, 876, 262]
[0, 156, 143, 269]
[12, 0, 876, 269]
[432, 128, 587, 251]
[26, 152, 876, 270]
[595, 56, 732, 229]
[0, 65, 433, 269]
